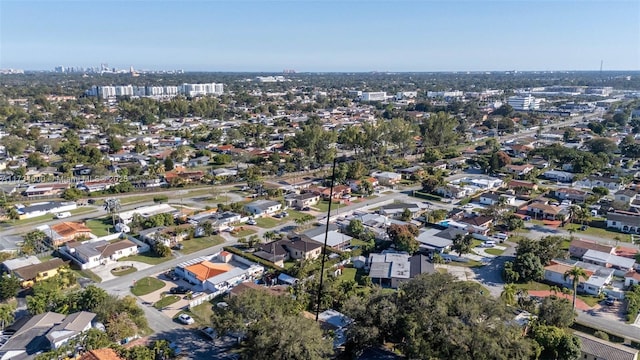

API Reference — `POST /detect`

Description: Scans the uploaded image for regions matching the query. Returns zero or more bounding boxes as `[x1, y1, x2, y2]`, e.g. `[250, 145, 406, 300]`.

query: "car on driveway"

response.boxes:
[246, 218, 256, 225]
[200, 327, 217, 340]
[463, 204, 474, 209]
[170, 286, 191, 295]
[604, 297, 616, 306]
[178, 314, 195, 325]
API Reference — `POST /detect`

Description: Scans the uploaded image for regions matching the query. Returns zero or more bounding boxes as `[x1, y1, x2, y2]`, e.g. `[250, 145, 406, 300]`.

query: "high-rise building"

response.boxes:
[115, 85, 134, 96]
[146, 86, 164, 96]
[361, 92, 387, 102]
[507, 95, 540, 111]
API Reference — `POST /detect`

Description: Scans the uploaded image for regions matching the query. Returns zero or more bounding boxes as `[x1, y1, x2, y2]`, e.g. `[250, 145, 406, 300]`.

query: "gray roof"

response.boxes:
[574, 332, 638, 360]
[45, 311, 96, 345]
[2, 256, 41, 271]
[416, 228, 456, 249]
[17, 201, 74, 214]
[0, 312, 66, 358]
[245, 199, 280, 211]
[303, 224, 339, 239]
[409, 254, 436, 278]
[368, 253, 412, 280]
[310, 231, 352, 248]
[606, 211, 640, 225]
[583, 249, 636, 269]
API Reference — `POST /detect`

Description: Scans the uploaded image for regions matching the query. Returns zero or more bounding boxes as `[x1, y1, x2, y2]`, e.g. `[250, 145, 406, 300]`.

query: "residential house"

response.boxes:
[139, 225, 191, 247]
[307, 230, 353, 251]
[118, 204, 177, 224]
[606, 210, 640, 234]
[615, 189, 638, 204]
[507, 180, 538, 192]
[582, 249, 636, 276]
[15, 201, 77, 220]
[543, 261, 613, 296]
[45, 222, 94, 247]
[12, 258, 66, 288]
[568, 239, 615, 259]
[244, 200, 282, 217]
[527, 202, 569, 221]
[347, 177, 378, 193]
[554, 188, 589, 202]
[625, 271, 640, 288]
[2, 256, 41, 273]
[63, 239, 139, 269]
[187, 156, 210, 168]
[174, 253, 264, 294]
[46, 311, 96, 349]
[76, 179, 118, 193]
[378, 203, 425, 219]
[505, 164, 534, 177]
[399, 166, 426, 179]
[284, 193, 320, 209]
[575, 176, 625, 191]
[182, 260, 233, 286]
[436, 184, 468, 199]
[542, 170, 575, 183]
[574, 332, 639, 360]
[23, 183, 69, 198]
[479, 192, 516, 206]
[0, 312, 67, 360]
[458, 215, 493, 235]
[80, 348, 125, 360]
[372, 171, 402, 186]
[416, 227, 464, 253]
[367, 252, 436, 289]
[255, 237, 323, 266]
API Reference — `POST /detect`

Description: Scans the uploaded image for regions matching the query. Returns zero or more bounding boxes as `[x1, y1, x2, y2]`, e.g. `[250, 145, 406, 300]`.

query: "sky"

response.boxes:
[1, 0, 639, 72]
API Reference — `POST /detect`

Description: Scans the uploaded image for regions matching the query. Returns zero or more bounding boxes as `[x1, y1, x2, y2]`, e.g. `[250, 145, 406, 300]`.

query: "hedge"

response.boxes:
[411, 191, 442, 201]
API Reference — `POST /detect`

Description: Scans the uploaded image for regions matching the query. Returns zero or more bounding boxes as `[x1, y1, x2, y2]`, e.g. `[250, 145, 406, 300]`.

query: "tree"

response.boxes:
[0, 303, 15, 330]
[346, 219, 365, 239]
[359, 179, 374, 196]
[163, 157, 174, 171]
[501, 283, 517, 306]
[21, 230, 48, 255]
[62, 187, 84, 201]
[452, 233, 474, 257]
[106, 312, 138, 341]
[592, 186, 609, 198]
[584, 138, 617, 155]
[563, 266, 588, 310]
[210, 289, 332, 360]
[387, 224, 419, 254]
[400, 208, 412, 222]
[153, 243, 172, 258]
[513, 252, 544, 282]
[537, 296, 576, 328]
[103, 198, 122, 226]
[0, 274, 20, 301]
[530, 325, 581, 360]
[81, 328, 111, 350]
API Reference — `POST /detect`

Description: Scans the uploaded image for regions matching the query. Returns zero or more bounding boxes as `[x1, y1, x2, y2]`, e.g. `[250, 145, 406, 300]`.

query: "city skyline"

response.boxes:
[1, 0, 639, 72]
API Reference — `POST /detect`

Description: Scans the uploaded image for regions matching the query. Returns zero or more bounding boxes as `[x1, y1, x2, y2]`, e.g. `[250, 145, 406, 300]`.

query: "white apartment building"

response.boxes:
[181, 83, 224, 97]
[396, 91, 418, 100]
[96, 86, 116, 99]
[146, 86, 164, 96]
[426, 91, 463, 98]
[133, 86, 146, 97]
[361, 92, 386, 101]
[508, 94, 540, 111]
[115, 85, 134, 97]
[164, 86, 179, 96]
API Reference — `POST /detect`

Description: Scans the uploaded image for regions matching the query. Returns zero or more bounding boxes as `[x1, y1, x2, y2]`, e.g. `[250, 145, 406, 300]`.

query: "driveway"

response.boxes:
[91, 260, 155, 282]
[135, 274, 197, 319]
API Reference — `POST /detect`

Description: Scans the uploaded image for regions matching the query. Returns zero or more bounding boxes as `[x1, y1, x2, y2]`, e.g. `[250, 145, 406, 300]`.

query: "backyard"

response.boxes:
[85, 217, 114, 237]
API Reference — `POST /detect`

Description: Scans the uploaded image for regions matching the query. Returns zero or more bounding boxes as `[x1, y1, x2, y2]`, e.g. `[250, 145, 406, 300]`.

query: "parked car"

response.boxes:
[481, 241, 496, 248]
[170, 286, 191, 295]
[463, 204, 474, 209]
[301, 206, 311, 211]
[246, 218, 257, 225]
[173, 243, 184, 250]
[55, 212, 71, 219]
[165, 272, 179, 281]
[605, 297, 615, 306]
[580, 225, 588, 231]
[178, 314, 194, 325]
[200, 327, 217, 340]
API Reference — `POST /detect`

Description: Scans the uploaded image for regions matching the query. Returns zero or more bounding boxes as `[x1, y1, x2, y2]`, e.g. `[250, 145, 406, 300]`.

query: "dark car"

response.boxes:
[604, 297, 615, 306]
[165, 272, 179, 281]
[169, 286, 190, 295]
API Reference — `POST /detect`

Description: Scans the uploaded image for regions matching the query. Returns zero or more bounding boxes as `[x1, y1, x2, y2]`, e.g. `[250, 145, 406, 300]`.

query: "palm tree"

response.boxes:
[0, 303, 15, 331]
[501, 283, 517, 306]
[103, 198, 121, 226]
[564, 266, 588, 310]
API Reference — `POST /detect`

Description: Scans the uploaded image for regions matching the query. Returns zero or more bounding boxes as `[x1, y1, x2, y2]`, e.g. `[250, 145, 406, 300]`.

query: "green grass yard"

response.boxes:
[180, 235, 225, 254]
[85, 218, 114, 237]
[187, 302, 215, 325]
[111, 266, 137, 276]
[565, 224, 632, 242]
[153, 295, 181, 309]
[255, 216, 282, 229]
[485, 248, 506, 256]
[232, 228, 257, 238]
[313, 200, 341, 213]
[118, 252, 173, 265]
[131, 277, 165, 296]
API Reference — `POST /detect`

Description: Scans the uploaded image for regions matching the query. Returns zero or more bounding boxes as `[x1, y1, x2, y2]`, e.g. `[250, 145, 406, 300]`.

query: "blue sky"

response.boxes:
[1, 0, 638, 71]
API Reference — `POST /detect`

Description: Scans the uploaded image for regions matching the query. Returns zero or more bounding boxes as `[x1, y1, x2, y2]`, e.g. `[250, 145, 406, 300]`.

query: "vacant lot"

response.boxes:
[85, 218, 114, 237]
[131, 277, 165, 296]
[118, 252, 173, 265]
[181, 236, 225, 254]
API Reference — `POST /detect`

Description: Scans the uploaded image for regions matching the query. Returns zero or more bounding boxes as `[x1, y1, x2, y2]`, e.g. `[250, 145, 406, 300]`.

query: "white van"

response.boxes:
[481, 241, 496, 248]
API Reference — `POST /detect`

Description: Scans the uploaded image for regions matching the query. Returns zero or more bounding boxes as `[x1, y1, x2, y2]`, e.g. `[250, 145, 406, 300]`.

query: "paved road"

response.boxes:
[524, 223, 640, 250]
[576, 310, 640, 342]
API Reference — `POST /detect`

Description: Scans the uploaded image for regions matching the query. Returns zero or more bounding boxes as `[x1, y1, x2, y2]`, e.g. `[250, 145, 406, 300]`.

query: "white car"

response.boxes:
[463, 204, 474, 209]
[55, 212, 71, 219]
[246, 218, 256, 225]
[178, 314, 195, 325]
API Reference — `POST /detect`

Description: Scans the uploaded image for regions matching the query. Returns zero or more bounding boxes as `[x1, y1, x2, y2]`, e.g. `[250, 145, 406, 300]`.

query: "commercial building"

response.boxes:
[507, 94, 540, 111]
[360, 92, 386, 102]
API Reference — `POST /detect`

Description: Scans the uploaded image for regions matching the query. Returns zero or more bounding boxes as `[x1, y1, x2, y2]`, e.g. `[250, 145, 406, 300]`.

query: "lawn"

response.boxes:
[180, 235, 225, 254]
[119, 195, 153, 205]
[7, 208, 94, 226]
[337, 267, 357, 283]
[118, 252, 173, 265]
[255, 216, 282, 229]
[188, 302, 216, 325]
[471, 239, 483, 249]
[72, 269, 102, 283]
[111, 266, 137, 276]
[485, 248, 506, 256]
[514, 281, 552, 292]
[577, 295, 602, 307]
[85, 218, 114, 237]
[565, 224, 632, 242]
[131, 277, 165, 296]
[313, 200, 341, 213]
[449, 260, 484, 268]
[232, 228, 257, 238]
[153, 295, 181, 309]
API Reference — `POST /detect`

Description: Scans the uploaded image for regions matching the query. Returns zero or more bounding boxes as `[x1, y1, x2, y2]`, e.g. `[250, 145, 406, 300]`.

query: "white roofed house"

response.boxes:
[372, 171, 402, 186]
[244, 200, 281, 217]
[76, 179, 118, 193]
[117, 203, 177, 224]
[575, 175, 625, 191]
[581, 249, 636, 277]
[61, 238, 139, 269]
